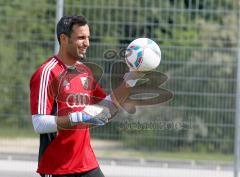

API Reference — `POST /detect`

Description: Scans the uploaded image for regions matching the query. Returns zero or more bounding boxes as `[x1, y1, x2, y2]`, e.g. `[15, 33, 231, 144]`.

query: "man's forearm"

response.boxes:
[56, 115, 72, 130]
[32, 103, 112, 134]
[110, 82, 132, 107]
[32, 114, 69, 133]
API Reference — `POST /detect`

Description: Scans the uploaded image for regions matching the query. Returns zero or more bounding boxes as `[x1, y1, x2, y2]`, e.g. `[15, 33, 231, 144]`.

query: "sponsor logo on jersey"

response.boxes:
[66, 93, 90, 108]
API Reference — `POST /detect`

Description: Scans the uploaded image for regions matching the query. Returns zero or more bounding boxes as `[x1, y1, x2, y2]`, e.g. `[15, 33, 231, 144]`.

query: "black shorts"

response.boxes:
[40, 167, 105, 177]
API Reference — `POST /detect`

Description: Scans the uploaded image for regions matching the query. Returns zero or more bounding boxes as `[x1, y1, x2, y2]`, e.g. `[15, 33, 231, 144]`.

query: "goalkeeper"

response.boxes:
[30, 15, 143, 177]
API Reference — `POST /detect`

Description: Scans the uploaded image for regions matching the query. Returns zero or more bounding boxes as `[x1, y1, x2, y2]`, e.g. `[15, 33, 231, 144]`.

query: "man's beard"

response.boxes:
[78, 53, 86, 60]
[76, 48, 86, 60]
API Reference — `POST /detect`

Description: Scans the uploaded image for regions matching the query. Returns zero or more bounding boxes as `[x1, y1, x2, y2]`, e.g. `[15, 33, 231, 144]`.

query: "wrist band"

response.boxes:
[69, 112, 92, 125]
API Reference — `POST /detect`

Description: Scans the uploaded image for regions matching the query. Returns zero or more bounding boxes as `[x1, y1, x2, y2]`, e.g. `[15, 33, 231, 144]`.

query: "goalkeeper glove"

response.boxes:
[123, 70, 145, 87]
[68, 105, 111, 126]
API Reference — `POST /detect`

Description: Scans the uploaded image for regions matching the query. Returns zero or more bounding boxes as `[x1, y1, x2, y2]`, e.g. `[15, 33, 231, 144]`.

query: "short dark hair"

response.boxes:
[56, 15, 88, 44]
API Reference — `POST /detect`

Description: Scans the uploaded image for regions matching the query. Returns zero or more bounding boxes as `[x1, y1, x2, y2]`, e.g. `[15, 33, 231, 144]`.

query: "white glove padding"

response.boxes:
[97, 97, 118, 117]
[84, 104, 111, 120]
[69, 104, 111, 126]
[123, 71, 145, 87]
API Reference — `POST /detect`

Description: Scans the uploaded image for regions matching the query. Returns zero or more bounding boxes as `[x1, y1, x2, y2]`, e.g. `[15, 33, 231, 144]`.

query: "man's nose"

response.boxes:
[83, 39, 89, 47]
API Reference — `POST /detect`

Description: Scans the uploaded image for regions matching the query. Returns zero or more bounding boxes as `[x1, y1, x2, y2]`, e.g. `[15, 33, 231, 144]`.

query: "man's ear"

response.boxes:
[60, 34, 68, 45]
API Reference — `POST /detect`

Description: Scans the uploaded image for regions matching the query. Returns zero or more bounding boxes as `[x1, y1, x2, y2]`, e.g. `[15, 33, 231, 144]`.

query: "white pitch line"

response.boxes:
[0, 159, 37, 172]
[0, 159, 234, 177]
[100, 165, 233, 177]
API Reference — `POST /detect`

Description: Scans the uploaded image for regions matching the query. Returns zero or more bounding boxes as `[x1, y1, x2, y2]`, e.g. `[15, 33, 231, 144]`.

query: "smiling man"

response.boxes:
[30, 15, 108, 177]
[30, 14, 146, 177]
[30, 14, 147, 177]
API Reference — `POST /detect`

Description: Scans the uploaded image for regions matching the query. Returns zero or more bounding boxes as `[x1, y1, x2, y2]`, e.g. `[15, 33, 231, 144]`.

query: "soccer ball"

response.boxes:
[125, 38, 161, 71]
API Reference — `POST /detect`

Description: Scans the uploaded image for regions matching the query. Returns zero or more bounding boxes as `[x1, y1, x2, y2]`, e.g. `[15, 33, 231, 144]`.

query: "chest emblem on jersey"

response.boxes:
[80, 77, 89, 90]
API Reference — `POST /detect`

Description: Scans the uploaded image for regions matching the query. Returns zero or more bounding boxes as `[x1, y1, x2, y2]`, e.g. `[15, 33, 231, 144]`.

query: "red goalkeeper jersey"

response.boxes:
[30, 56, 106, 175]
